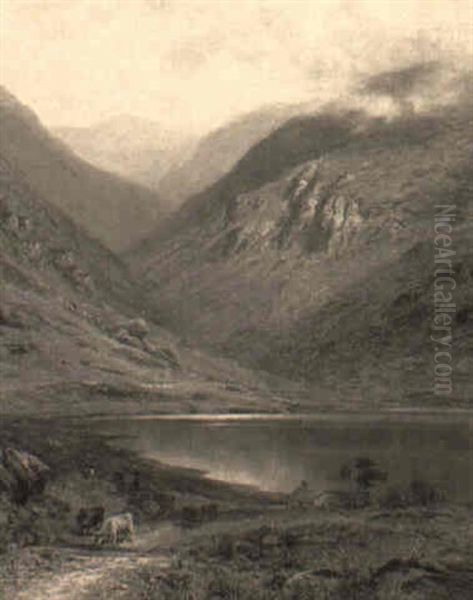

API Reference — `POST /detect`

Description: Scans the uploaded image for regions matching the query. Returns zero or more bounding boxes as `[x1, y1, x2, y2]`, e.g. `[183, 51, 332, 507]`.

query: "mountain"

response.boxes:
[0, 109, 299, 415]
[54, 115, 192, 191]
[0, 88, 163, 252]
[156, 103, 316, 210]
[132, 99, 473, 407]
[0, 148, 298, 416]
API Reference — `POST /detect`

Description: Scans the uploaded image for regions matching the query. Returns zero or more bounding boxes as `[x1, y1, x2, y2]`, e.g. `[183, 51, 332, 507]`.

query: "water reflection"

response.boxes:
[92, 414, 473, 501]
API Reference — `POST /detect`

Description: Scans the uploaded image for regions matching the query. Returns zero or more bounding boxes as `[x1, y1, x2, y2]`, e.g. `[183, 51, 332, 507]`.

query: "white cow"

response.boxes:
[96, 512, 135, 545]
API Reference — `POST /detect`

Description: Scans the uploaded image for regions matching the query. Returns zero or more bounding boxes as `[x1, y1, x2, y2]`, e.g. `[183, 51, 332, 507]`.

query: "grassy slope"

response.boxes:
[0, 151, 175, 414]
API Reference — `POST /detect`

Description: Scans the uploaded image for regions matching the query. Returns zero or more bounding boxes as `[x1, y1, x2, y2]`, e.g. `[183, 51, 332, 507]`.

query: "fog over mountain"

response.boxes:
[54, 115, 194, 191]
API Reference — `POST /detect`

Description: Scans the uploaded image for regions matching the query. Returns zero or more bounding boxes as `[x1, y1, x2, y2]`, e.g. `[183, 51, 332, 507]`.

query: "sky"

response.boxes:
[1, 0, 472, 136]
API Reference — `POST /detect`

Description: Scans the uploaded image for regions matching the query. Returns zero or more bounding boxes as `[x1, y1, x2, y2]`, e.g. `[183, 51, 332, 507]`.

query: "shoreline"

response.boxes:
[3, 406, 473, 423]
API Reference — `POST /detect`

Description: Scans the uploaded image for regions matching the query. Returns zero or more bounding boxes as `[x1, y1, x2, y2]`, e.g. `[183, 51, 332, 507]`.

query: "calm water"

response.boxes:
[91, 413, 473, 502]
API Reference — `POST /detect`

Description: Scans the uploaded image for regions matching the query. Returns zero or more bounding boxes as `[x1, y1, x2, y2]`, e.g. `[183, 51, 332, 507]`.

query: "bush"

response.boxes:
[379, 479, 445, 509]
[408, 479, 445, 506]
[180, 505, 203, 527]
[379, 486, 409, 510]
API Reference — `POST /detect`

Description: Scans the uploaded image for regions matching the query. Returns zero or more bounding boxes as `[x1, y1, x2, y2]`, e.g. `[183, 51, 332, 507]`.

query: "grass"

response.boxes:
[84, 503, 473, 599]
[1, 418, 472, 600]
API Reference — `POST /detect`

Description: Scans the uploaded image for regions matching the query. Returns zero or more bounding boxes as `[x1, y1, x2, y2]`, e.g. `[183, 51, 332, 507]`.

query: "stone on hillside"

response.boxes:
[126, 318, 149, 340]
[116, 328, 143, 349]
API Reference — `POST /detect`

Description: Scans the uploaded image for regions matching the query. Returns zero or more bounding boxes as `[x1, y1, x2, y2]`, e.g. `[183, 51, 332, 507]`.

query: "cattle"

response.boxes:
[180, 502, 219, 527]
[1, 447, 50, 504]
[201, 502, 219, 521]
[76, 506, 105, 535]
[96, 512, 135, 546]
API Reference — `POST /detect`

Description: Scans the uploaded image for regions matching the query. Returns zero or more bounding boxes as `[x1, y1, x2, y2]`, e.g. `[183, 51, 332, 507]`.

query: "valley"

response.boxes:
[1, 57, 472, 600]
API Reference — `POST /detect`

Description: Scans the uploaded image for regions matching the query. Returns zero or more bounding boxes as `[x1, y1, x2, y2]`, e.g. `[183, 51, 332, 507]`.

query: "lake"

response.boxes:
[90, 413, 473, 502]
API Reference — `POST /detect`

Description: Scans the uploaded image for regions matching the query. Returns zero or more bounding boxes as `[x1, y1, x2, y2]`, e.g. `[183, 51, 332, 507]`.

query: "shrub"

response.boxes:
[379, 479, 445, 509]
[213, 533, 236, 561]
[379, 485, 409, 510]
[407, 479, 445, 506]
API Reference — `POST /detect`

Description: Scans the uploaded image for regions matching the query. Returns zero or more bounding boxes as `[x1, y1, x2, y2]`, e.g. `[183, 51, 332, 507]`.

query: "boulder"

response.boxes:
[115, 328, 140, 347]
[126, 318, 149, 340]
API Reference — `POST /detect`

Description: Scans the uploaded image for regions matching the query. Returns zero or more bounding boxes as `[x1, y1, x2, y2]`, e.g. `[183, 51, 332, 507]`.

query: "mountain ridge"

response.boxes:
[0, 86, 164, 252]
[132, 99, 473, 406]
[53, 114, 192, 193]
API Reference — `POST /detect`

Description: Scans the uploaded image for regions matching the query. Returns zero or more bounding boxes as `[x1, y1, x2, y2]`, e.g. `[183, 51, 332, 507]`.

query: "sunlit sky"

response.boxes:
[1, 0, 472, 135]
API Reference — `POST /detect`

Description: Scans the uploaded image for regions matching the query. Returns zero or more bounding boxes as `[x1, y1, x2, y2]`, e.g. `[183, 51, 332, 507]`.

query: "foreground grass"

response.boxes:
[84, 505, 473, 599]
[0, 417, 276, 597]
[1, 418, 472, 600]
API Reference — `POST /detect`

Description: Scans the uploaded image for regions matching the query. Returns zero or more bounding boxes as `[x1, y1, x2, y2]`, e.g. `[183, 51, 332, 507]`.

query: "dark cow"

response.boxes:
[1, 447, 50, 504]
[76, 506, 105, 535]
[201, 502, 219, 521]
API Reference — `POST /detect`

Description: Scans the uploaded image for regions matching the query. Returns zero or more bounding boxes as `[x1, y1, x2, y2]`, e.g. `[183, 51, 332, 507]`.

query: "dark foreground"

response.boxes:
[1, 418, 472, 600]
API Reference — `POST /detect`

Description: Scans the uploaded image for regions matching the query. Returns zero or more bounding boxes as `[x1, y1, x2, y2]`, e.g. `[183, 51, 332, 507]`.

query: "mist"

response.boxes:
[1, 0, 471, 136]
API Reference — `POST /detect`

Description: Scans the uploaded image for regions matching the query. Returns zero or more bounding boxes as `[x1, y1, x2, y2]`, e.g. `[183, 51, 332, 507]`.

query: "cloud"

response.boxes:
[360, 61, 442, 99]
[0, 0, 472, 134]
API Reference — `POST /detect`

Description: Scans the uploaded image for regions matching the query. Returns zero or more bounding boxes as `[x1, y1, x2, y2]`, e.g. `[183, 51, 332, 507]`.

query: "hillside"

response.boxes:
[156, 103, 316, 210]
[0, 87, 163, 252]
[0, 136, 299, 416]
[0, 148, 171, 411]
[133, 99, 473, 407]
[0, 123, 300, 417]
[54, 115, 192, 192]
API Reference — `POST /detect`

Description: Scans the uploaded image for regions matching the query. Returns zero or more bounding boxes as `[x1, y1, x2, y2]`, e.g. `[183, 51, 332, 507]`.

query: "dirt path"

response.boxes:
[3, 517, 254, 600]
[5, 546, 170, 600]
[3, 513, 299, 599]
